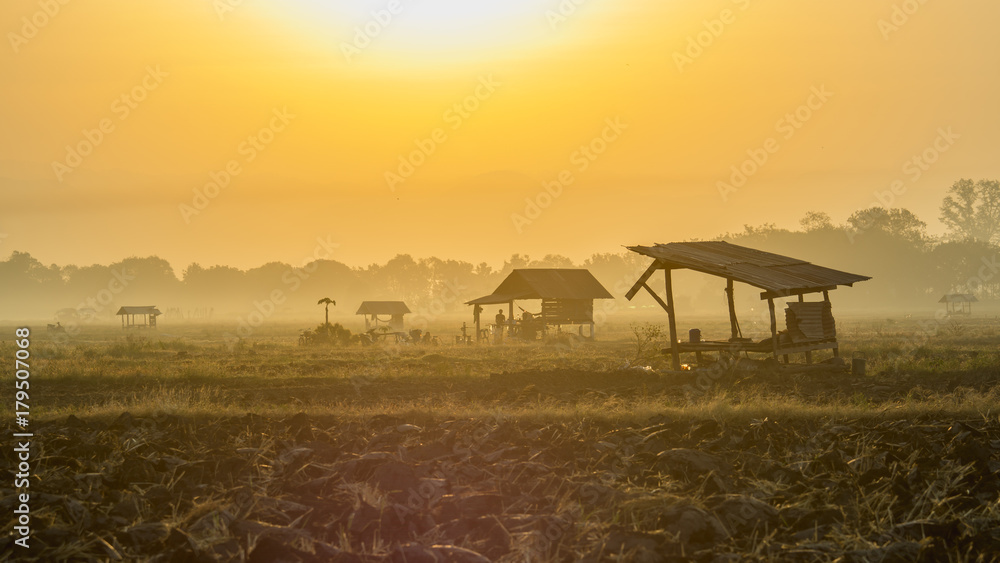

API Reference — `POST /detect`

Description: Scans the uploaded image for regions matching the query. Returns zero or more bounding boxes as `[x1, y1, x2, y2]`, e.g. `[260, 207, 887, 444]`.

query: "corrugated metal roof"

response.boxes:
[116, 306, 161, 316]
[628, 241, 870, 295]
[466, 269, 613, 305]
[939, 294, 978, 303]
[356, 301, 411, 315]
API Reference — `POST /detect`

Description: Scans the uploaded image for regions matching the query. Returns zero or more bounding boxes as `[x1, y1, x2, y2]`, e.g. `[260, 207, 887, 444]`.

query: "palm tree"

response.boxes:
[317, 298, 336, 326]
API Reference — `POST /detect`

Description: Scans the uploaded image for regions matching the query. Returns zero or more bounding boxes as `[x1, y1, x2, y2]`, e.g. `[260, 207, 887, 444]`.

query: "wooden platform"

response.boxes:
[664, 338, 839, 366]
[668, 339, 838, 354]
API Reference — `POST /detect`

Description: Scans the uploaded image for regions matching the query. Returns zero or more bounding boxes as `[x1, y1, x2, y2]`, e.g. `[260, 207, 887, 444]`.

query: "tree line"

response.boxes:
[1, 179, 997, 321]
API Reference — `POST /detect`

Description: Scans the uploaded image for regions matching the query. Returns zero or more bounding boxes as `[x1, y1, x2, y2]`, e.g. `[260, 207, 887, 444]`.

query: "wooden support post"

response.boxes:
[726, 278, 738, 340]
[625, 261, 661, 301]
[641, 283, 670, 313]
[800, 294, 812, 364]
[824, 290, 840, 358]
[509, 301, 514, 337]
[768, 298, 778, 360]
[665, 269, 681, 371]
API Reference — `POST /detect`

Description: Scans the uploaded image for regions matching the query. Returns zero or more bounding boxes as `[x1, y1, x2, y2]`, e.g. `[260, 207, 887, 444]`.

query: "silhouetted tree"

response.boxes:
[800, 211, 833, 232]
[182, 263, 247, 308]
[930, 239, 1000, 299]
[940, 178, 1000, 243]
[362, 255, 432, 305]
[500, 254, 531, 275]
[530, 254, 576, 268]
[318, 297, 335, 325]
[847, 207, 927, 246]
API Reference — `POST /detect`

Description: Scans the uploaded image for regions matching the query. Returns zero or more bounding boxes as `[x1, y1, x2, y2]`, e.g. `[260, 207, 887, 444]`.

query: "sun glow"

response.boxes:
[269, 0, 559, 64]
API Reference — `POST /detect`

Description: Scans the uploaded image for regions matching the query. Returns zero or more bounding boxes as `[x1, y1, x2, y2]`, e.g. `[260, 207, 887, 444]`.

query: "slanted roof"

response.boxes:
[627, 241, 871, 298]
[116, 306, 162, 316]
[939, 293, 978, 303]
[356, 301, 411, 315]
[466, 269, 613, 305]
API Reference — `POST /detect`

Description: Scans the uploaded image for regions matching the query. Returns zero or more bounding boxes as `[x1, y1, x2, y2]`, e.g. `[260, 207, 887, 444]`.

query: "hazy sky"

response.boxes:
[2, 0, 998, 272]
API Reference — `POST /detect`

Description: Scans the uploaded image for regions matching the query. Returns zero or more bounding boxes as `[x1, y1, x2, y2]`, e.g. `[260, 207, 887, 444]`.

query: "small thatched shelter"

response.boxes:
[116, 306, 161, 329]
[466, 269, 613, 341]
[939, 293, 977, 316]
[356, 301, 410, 332]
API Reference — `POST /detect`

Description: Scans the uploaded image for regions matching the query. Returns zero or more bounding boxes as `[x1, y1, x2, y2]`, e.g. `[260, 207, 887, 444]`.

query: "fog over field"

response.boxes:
[3, 200, 1000, 331]
[3, 1, 1000, 561]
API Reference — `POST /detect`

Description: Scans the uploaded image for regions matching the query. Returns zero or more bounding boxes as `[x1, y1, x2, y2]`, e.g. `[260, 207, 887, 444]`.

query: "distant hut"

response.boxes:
[466, 269, 613, 341]
[356, 301, 411, 332]
[625, 241, 870, 369]
[116, 306, 162, 329]
[939, 293, 977, 316]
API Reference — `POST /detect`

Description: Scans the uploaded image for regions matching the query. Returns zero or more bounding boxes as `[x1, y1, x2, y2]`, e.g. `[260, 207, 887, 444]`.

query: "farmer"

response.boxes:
[494, 309, 506, 344]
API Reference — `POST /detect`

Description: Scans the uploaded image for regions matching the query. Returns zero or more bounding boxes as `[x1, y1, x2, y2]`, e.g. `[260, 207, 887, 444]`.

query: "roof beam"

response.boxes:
[640, 282, 670, 313]
[625, 261, 662, 300]
[759, 286, 838, 300]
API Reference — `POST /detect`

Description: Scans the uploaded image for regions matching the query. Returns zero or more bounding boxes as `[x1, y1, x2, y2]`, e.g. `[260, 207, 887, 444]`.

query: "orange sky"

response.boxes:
[1, 0, 998, 272]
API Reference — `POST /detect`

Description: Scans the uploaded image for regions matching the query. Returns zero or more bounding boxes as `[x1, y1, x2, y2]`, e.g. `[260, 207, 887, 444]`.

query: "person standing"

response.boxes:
[495, 309, 506, 344]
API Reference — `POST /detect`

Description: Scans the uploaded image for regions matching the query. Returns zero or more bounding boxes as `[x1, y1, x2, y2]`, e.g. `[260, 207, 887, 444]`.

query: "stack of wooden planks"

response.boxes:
[785, 301, 835, 342]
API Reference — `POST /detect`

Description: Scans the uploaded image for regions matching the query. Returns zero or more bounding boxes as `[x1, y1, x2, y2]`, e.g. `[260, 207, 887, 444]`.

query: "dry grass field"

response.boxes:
[3, 316, 1000, 561]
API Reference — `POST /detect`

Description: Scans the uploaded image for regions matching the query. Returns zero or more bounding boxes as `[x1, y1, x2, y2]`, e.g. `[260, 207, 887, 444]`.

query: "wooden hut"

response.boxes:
[116, 306, 162, 329]
[939, 293, 977, 316]
[356, 301, 410, 332]
[625, 241, 870, 369]
[466, 269, 613, 341]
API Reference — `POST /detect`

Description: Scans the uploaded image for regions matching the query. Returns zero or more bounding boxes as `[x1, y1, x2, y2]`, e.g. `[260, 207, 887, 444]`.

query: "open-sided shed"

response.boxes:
[939, 293, 977, 316]
[466, 269, 613, 341]
[356, 301, 410, 332]
[625, 241, 871, 369]
[116, 306, 161, 329]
